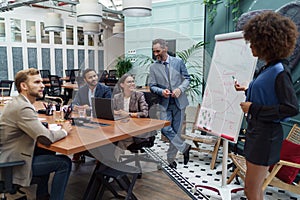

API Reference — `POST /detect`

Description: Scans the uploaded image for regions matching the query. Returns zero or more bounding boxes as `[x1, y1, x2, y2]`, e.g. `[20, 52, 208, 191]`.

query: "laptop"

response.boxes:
[92, 97, 128, 121]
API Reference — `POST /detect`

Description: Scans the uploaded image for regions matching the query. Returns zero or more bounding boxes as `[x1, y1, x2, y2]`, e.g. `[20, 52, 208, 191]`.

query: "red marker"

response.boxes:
[221, 134, 234, 141]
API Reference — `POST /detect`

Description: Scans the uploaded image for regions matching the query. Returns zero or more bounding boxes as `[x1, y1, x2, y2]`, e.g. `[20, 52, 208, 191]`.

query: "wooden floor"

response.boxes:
[6, 158, 191, 200]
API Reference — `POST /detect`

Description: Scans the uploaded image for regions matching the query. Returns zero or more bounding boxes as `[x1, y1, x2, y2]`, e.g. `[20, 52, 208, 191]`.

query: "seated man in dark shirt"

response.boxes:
[72, 68, 112, 162]
[72, 68, 112, 111]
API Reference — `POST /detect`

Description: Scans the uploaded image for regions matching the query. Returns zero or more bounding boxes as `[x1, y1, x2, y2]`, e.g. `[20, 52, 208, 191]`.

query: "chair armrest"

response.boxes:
[0, 160, 25, 195]
[263, 160, 300, 190]
[278, 160, 300, 169]
[0, 160, 25, 168]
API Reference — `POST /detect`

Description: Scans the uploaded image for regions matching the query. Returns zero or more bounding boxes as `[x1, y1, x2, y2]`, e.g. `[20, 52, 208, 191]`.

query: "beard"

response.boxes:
[87, 80, 98, 87]
[29, 90, 43, 99]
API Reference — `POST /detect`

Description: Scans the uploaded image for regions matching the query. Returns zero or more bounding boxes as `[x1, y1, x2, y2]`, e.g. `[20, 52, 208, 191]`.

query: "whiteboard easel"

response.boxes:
[196, 31, 257, 143]
[193, 31, 257, 199]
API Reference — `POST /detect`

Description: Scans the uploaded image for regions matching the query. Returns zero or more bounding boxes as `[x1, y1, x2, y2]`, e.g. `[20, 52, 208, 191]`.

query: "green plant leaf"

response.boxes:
[115, 56, 133, 78]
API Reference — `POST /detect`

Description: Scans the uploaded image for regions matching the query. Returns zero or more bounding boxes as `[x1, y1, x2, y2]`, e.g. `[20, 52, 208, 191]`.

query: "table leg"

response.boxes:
[82, 162, 101, 200]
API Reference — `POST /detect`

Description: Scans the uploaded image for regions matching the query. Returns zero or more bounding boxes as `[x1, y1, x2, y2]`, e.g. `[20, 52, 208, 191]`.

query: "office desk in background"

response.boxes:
[42, 76, 70, 83]
[43, 82, 78, 90]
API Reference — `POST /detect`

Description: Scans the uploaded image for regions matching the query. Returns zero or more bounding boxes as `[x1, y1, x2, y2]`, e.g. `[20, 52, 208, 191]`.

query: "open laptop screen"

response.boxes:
[92, 97, 127, 120]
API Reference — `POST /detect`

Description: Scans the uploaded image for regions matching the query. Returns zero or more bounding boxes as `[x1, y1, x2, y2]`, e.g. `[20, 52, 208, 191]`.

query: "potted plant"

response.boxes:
[114, 56, 133, 78]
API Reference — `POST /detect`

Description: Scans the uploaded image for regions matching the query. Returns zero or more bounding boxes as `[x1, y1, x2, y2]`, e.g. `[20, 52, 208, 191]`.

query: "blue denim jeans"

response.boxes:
[161, 103, 187, 163]
[32, 154, 71, 200]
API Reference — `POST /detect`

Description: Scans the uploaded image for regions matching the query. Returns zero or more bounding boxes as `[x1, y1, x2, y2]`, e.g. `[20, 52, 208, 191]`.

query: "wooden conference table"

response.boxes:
[1, 100, 169, 154]
[38, 116, 169, 155]
[34, 101, 169, 155]
[34, 101, 170, 199]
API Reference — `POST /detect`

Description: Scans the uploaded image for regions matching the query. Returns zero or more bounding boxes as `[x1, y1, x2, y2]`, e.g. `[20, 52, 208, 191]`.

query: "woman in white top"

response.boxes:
[113, 73, 149, 150]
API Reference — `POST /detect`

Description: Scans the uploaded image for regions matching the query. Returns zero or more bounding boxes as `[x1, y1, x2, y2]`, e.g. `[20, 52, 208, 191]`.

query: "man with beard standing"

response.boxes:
[0, 68, 72, 200]
[149, 39, 191, 168]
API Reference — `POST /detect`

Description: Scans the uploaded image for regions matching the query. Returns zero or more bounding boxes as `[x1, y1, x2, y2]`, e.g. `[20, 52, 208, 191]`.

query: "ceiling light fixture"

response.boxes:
[44, 13, 64, 32]
[112, 22, 124, 34]
[76, 0, 103, 23]
[83, 23, 101, 35]
[122, 0, 152, 17]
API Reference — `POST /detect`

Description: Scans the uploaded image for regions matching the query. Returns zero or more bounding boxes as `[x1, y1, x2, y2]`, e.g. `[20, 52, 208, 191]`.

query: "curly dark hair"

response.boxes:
[243, 11, 298, 62]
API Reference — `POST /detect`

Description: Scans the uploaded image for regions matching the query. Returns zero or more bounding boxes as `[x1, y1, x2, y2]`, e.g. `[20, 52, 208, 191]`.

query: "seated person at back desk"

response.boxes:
[72, 68, 112, 111]
[71, 68, 112, 162]
[113, 74, 149, 156]
[0, 68, 72, 200]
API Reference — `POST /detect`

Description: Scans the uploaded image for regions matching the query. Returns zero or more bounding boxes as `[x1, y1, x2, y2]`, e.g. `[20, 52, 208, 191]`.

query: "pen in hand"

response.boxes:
[232, 76, 238, 84]
[233, 76, 247, 91]
[232, 76, 241, 87]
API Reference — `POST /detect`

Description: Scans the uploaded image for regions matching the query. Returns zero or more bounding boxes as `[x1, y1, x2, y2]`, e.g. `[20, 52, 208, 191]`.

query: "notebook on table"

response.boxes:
[92, 97, 128, 121]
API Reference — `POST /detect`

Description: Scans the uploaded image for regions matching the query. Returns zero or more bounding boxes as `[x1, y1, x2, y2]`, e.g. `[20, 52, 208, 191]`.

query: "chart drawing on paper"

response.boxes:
[198, 107, 216, 131]
[196, 31, 257, 143]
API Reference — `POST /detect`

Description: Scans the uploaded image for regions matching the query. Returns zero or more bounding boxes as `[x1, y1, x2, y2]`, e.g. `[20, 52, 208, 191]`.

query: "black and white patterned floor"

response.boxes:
[149, 130, 300, 200]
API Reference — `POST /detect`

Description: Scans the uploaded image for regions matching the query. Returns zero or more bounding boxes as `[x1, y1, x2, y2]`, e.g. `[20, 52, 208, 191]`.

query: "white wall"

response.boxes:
[124, 0, 204, 105]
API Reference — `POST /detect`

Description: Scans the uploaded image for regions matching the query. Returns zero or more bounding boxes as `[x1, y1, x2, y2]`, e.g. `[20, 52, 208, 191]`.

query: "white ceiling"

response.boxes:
[100, 0, 171, 10]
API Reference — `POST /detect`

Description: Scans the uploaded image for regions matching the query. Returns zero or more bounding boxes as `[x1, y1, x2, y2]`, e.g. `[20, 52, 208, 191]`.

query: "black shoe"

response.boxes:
[168, 161, 177, 169]
[138, 173, 142, 179]
[183, 144, 191, 165]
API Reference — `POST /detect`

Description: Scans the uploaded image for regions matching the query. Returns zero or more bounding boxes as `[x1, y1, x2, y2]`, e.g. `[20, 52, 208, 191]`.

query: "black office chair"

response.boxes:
[119, 131, 159, 177]
[119, 92, 161, 177]
[39, 70, 51, 80]
[95, 162, 139, 200]
[47, 75, 67, 104]
[99, 70, 108, 83]
[65, 69, 72, 82]
[65, 69, 80, 83]
[105, 70, 118, 86]
[39, 69, 51, 98]
[70, 69, 81, 84]
[48, 75, 62, 96]
[0, 80, 14, 96]
[108, 70, 117, 79]
[0, 160, 27, 200]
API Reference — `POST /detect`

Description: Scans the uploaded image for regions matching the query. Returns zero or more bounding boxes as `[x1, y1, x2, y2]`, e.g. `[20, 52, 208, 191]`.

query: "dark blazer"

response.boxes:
[72, 83, 112, 106]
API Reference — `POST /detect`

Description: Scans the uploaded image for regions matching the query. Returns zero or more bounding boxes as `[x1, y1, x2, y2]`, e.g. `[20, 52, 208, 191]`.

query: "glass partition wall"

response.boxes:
[26, 20, 36, 43]
[11, 18, 22, 42]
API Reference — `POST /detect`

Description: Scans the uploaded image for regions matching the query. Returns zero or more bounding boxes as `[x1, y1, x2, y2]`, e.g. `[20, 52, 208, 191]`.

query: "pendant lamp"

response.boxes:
[83, 23, 101, 35]
[44, 13, 64, 32]
[76, 0, 103, 23]
[122, 0, 152, 17]
[112, 22, 124, 34]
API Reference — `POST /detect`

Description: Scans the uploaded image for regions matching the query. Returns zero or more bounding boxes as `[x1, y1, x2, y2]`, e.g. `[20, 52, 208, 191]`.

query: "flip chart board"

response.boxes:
[196, 31, 257, 143]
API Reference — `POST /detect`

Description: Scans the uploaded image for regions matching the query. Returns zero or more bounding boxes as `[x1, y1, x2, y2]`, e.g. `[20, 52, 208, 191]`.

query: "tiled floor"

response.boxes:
[151, 130, 300, 200]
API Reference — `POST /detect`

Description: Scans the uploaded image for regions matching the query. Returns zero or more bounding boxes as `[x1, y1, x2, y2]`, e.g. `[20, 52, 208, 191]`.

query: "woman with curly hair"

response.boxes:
[235, 11, 299, 199]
